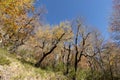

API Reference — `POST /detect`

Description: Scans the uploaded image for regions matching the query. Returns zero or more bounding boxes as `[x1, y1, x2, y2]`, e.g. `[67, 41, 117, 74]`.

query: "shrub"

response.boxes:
[0, 56, 11, 65]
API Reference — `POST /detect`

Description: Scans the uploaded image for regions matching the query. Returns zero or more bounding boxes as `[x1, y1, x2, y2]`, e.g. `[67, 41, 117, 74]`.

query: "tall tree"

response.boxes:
[110, 0, 120, 42]
[72, 19, 92, 80]
[33, 22, 73, 67]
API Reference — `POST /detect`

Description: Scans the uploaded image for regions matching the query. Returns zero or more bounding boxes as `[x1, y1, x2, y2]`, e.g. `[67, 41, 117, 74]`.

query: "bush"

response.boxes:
[18, 49, 35, 64]
[76, 69, 89, 80]
[53, 62, 65, 72]
[0, 56, 11, 65]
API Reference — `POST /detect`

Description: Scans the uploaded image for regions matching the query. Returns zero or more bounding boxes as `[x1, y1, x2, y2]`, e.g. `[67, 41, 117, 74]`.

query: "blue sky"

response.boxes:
[35, 0, 113, 39]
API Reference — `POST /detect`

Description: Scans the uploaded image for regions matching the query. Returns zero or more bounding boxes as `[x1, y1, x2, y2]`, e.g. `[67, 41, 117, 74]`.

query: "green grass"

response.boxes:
[0, 48, 11, 65]
[0, 56, 11, 65]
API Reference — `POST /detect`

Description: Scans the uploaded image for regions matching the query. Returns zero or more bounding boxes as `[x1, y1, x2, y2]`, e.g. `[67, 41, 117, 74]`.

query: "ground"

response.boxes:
[0, 48, 68, 80]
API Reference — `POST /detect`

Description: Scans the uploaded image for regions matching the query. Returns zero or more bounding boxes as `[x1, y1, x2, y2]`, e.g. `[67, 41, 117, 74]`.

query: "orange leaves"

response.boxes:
[0, 0, 35, 32]
[0, 0, 36, 51]
[0, 0, 34, 19]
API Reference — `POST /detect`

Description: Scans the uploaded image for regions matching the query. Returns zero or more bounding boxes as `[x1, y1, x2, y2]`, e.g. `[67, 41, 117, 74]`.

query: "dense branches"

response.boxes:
[0, 1, 120, 80]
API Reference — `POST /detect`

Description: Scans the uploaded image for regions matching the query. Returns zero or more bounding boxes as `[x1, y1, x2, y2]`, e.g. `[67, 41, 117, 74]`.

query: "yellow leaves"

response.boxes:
[53, 26, 64, 39]
[27, 36, 38, 47]
[36, 22, 73, 42]
[13, 25, 19, 32]
[0, 0, 36, 48]
[110, 60, 113, 65]
[0, 0, 34, 16]
[52, 22, 73, 41]
[35, 22, 73, 52]
[0, 0, 35, 31]
[109, 54, 116, 66]
[36, 26, 53, 40]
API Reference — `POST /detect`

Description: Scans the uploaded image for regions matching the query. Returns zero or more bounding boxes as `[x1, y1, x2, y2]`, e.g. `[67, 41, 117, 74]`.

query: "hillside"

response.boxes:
[0, 48, 68, 80]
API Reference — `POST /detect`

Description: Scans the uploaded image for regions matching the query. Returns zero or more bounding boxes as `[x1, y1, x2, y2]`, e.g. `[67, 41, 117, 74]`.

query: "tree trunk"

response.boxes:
[35, 54, 46, 67]
[65, 44, 71, 75]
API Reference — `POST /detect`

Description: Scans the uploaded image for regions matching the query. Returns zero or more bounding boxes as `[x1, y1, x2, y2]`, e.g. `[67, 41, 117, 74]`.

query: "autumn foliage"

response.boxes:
[0, 0, 120, 80]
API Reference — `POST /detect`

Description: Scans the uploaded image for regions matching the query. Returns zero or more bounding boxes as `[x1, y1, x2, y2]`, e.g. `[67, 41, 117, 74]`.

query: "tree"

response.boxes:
[65, 43, 72, 75]
[33, 22, 73, 67]
[109, 0, 120, 78]
[101, 42, 120, 80]
[110, 0, 120, 42]
[71, 19, 93, 80]
[85, 29, 107, 80]
[0, 0, 44, 53]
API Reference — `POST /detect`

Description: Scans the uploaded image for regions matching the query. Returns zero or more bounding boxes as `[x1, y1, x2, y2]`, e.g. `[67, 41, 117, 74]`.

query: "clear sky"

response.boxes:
[35, 0, 113, 39]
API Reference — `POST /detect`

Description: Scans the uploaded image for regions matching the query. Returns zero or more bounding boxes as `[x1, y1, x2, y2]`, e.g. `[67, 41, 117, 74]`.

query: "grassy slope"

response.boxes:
[0, 48, 68, 80]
